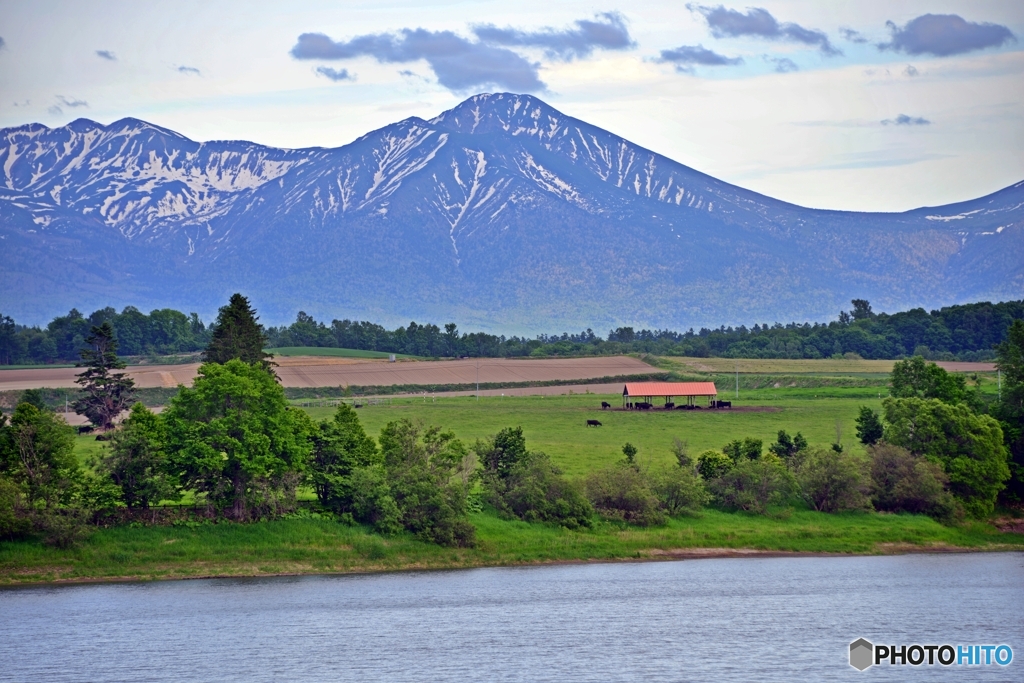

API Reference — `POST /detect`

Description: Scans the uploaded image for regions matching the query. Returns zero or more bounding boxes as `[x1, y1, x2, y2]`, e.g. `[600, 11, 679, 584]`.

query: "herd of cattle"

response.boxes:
[599, 400, 732, 410]
[587, 399, 733, 425]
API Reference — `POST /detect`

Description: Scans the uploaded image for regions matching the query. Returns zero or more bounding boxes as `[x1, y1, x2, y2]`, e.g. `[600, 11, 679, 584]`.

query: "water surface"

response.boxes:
[1, 552, 1021, 682]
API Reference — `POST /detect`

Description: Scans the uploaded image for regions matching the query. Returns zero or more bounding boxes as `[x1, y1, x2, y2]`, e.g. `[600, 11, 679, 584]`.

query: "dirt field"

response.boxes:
[0, 356, 656, 392]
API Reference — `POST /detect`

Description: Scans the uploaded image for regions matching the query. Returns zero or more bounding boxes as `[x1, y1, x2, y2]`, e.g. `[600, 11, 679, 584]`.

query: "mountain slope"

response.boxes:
[1, 93, 1022, 329]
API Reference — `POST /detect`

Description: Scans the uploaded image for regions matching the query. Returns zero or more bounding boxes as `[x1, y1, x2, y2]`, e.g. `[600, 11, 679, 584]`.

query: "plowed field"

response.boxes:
[0, 356, 656, 391]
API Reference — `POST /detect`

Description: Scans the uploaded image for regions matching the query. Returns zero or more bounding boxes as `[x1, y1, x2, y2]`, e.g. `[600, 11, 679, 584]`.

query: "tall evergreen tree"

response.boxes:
[203, 293, 273, 370]
[73, 322, 136, 430]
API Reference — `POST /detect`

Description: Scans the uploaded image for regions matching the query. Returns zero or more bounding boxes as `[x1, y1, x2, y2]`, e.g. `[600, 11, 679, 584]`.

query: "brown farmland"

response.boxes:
[0, 356, 656, 392]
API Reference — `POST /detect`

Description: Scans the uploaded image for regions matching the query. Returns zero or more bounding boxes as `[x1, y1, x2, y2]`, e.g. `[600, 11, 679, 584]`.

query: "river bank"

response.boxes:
[3, 509, 1022, 586]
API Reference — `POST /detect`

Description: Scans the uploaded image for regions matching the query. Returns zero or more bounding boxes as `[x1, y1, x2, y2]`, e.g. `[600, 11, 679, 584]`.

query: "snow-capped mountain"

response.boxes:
[1, 93, 1022, 329]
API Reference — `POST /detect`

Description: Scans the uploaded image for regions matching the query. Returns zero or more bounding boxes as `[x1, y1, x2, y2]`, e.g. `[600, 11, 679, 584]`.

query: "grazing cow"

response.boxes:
[720, 400, 732, 409]
[586, 419, 603, 427]
[77, 425, 94, 435]
[664, 402, 675, 409]
[601, 401, 611, 409]
[354, 403, 363, 409]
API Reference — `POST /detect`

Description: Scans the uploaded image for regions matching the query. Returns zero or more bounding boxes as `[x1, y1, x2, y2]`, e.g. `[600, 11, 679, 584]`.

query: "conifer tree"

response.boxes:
[203, 293, 273, 370]
[73, 322, 136, 430]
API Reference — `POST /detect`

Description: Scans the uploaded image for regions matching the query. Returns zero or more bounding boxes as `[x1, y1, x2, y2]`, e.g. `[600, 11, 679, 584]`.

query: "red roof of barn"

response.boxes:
[622, 382, 718, 397]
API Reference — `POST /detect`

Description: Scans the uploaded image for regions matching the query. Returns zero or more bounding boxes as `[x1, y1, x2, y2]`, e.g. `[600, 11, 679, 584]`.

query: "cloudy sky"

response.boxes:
[1, 0, 1021, 211]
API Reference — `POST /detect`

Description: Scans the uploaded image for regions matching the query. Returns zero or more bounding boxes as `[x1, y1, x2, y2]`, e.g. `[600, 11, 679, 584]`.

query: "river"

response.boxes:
[1, 552, 1021, 682]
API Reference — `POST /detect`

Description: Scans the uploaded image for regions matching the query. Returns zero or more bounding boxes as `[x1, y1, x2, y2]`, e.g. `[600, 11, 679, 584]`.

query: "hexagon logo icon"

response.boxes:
[849, 638, 874, 671]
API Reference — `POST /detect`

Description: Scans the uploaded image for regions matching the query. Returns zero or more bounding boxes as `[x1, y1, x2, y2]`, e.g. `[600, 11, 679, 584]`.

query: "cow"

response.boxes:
[601, 401, 611, 409]
[586, 419, 603, 427]
[719, 400, 732, 409]
[636, 402, 652, 410]
[664, 402, 675, 410]
[77, 425, 94, 435]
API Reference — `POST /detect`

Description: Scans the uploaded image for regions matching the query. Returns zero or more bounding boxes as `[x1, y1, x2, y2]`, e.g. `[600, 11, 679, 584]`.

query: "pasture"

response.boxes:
[301, 388, 885, 478]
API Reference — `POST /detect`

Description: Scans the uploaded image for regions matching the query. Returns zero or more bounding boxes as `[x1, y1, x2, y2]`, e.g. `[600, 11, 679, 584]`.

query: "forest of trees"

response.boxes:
[2, 298, 1023, 365]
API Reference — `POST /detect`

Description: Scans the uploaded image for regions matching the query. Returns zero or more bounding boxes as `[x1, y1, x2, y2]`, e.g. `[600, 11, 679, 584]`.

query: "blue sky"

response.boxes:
[1, 0, 1021, 211]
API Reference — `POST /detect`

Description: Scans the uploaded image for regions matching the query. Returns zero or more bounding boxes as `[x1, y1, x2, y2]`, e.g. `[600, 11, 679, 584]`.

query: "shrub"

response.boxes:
[868, 442, 960, 523]
[482, 451, 592, 529]
[36, 508, 91, 549]
[793, 447, 870, 512]
[0, 476, 31, 540]
[379, 420, 476, 547]
[671, 438, 692, 468]
[709, 459, 794, 514]
[696, 450, 733, 480]
[584, 465, 665, 526]
[649, 466, 709, 517]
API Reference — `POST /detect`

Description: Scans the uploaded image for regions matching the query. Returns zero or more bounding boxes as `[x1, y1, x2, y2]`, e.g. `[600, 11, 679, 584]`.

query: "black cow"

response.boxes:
[636, 402, 652, 410]
[664, 402, 675, 409]
[601, 401, 611, 409]
[586, 419, 603, 427]
[719, 400, 732, 409]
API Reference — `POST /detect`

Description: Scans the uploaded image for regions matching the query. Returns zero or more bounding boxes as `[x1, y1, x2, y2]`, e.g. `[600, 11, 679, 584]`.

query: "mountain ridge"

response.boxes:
[1, 93, 1022, 329]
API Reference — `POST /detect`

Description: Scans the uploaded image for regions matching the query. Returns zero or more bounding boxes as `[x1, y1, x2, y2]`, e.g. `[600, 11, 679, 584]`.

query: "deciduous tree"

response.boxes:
[993, 320, 1024, 503]
[164, 359, 311, 520]
[882, 397, 1009, 517]
[99, 403, 178, 509]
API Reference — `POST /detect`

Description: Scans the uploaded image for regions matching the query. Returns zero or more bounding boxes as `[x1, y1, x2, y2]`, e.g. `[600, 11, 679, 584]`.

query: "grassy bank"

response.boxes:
[2, 509, 1021, 585]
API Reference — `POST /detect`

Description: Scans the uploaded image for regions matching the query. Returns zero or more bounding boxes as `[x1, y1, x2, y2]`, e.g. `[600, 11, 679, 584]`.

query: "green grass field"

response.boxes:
[302, 389, 885, 477]
[267, 346, 419, 359]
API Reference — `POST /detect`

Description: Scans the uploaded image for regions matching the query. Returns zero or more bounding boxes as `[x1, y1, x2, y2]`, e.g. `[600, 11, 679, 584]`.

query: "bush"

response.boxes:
[481, 451, 592, 529]
[379, 420, 476, 547]
[709, 459, 794, 514]
[868, 442, 961, 523]
[35, 507, 91, 549]
[793, 447, 870, 512]
[584, 465, 666, 526]
[696, 450, 733, 480]
[649, 466, 709, 517]
[0, 476, 32, 540]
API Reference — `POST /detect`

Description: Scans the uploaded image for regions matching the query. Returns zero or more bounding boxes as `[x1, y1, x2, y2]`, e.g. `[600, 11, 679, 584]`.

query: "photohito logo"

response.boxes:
[849, 639, 1013, 670]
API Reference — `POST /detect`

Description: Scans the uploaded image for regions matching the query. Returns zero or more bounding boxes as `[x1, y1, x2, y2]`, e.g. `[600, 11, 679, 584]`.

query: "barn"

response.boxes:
[622, 382, 718, 409]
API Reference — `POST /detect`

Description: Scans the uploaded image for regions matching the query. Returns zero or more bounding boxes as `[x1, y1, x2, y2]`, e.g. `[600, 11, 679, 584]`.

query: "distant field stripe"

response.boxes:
[267, 347, 418, 359]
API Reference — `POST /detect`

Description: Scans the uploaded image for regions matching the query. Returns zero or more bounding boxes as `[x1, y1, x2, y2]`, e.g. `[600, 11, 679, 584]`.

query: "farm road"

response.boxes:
[0, 356, 656, 392]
